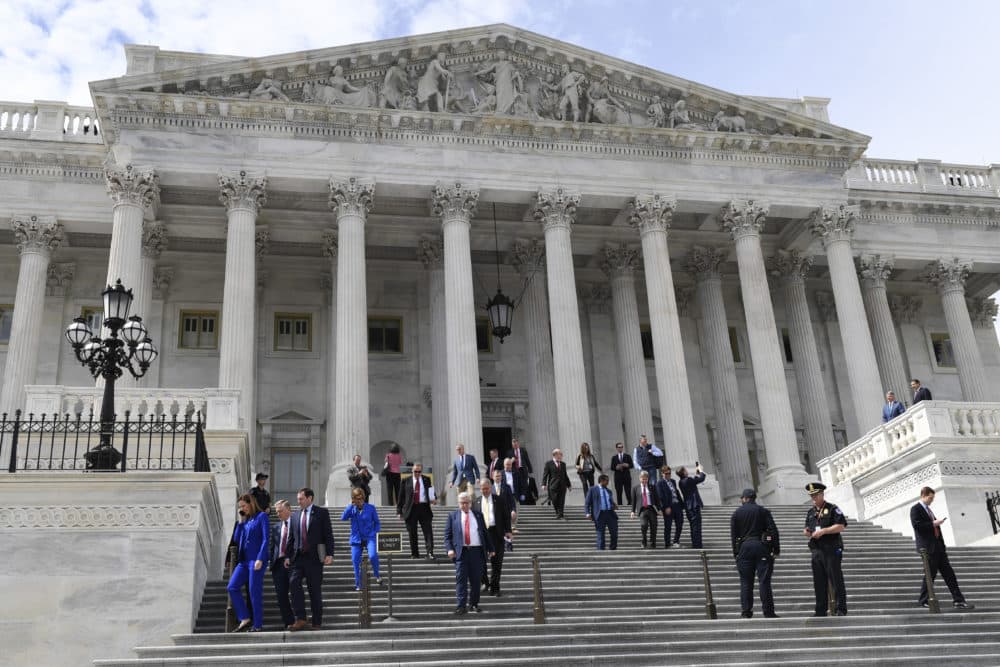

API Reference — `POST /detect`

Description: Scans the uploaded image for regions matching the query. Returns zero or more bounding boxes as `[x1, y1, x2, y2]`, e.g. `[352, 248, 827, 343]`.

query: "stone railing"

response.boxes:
[818, 400, 1000, 486]
[847, 157, 999, 198]
[0, 100, 103, 143]
[21, 385, 241, 431]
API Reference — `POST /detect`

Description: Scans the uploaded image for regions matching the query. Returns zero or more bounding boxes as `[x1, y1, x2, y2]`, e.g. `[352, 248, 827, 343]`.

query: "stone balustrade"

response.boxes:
[818, 400, 1000, 486]
[21, 385, 241, 431]
[847, 157, 1000, 197]
[0, 100, 102, 143]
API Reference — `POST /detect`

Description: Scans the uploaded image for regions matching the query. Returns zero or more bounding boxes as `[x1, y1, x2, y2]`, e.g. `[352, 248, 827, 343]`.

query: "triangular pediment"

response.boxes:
[90, 24, 868, 157]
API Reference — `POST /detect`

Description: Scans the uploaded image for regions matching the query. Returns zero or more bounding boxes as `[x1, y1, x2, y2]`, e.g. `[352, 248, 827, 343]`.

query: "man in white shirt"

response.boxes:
[444, 492, 494, 614]
[478, 478, 513, 596]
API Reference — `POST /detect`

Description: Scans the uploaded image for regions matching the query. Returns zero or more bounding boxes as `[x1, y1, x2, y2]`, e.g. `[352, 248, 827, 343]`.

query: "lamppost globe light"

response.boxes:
[121, 316, 147, 345]
[65, 317, 93, 347]
[135, 338, 158, 365]
[82, 338, 102, 360]
[102, 279, 133, 326]
[486, 289, 515, 343]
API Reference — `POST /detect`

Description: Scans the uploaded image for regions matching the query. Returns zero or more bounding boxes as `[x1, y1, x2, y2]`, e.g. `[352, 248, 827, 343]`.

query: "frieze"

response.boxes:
[0, 504, 200, 529]
[938, 460, 1000, 476]
[862, 463, 939, 515]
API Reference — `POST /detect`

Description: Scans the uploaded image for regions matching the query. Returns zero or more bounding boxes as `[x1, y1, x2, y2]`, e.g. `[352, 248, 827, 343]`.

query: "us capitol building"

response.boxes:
[2, 24, 999, 509]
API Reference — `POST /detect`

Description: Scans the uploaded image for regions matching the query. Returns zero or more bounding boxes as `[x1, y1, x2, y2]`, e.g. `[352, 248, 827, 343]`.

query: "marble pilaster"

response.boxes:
[418, 235, 451, 488]
[685, 246, 751, 501]
[532, 188, 593, 451]
[321, 230, 338, 477]
[432, 183, 485, 463]
[771, 250, 837, 468]
[0, 215, 64, 418]
[628, 194, 698, 467]
[600, 243, 653, 454]
[923, 259, 990, 401]
[808, 204, 883, 433]
[858, 254, 911, 401]
[104, 164, 159, 291]
[721, 200, 810, 502]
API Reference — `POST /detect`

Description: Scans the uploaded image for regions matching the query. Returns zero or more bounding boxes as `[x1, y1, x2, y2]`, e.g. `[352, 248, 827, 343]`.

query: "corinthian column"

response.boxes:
[968, 297, 1000, 399]
[418, 236, 451, 488]
[685, 246, 751, 501]
[432, 183, 484, 462]
[600, 243, 653, 453]
[808, 204, 883, 433]
[924, 259, 989, 401]
[218, 170, 267, 435]
[321, 230, 338, 474]
[135, 221, 166, 321]
[0, 215, 64, 417]
[511, 239, 558, 470]
[858, 254, 911, 402]
[326, 177, 375, 504]
[104, 164, 159, 290]
[771, 250, 837, 466]
[628, 194, 698, 466]
[532, 188, 593, 451]
[721, 200, 809, 503]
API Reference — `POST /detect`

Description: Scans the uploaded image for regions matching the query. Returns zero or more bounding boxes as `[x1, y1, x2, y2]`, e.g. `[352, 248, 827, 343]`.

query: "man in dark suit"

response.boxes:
[584, 473, 618, 550]
[656, 465, 685, 548]
[444, 491, 494, 614]
[492, 469, 518, 529]
[478, 478, 512, 596]
[730, 488, 780, 618]
[396, 462, 436, 560]
[449, 443, 480, 493]
[678, 464, 707, 549]
[498, 458, 524, 504]
[911, 378, 932, 405]
[505, 438, 533, 496]
[609, 442, 633, 506]
[485, 448, 503, 480]
[287, 487, 336, 631]
[269, 499, 295, 628]
[910, 486, 972, 609]
[630, 470, 662, 548]
[541, 448, 571, 519]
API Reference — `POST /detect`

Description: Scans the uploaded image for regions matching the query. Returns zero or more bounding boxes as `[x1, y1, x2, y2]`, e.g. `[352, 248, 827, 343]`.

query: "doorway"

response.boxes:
[272, 449, 309, 502]
[482, 427, 512, 462]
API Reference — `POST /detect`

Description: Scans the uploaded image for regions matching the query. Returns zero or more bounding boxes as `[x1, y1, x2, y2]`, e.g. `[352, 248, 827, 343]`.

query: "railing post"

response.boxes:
[224, 545, 238, 632]
[382, 553, 398, 623]
[4, 411, 18, 473]
[700, 550, 718, 619]
[531, 553, 546, 624]
[119, 410, 131, 473]
[358, 555, 372, 628]
[919, 548, 941, 614]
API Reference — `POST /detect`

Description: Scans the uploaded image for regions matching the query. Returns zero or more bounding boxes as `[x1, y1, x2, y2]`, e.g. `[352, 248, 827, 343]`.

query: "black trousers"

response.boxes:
[484, 524, 506, 592]
[686, 507, 703, 549]
[385, 472, 401, 506]
[638, 507, 658, 547]
[271, 561, 294, 627]
[549, 486, 567, 517]
[919, 546, 965, 604]
[736, 540, 774, 615]
[614, 473, 632, 506]
[289, 553, 325, 625]
[578, 471, 595, 496]
[405, 503, 435, 557]
[811, 547, 847, 615]
[663, 503, 684, 545]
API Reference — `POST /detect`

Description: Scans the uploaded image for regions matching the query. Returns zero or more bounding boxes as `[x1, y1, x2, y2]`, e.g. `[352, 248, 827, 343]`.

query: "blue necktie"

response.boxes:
[601, 487, 610, 512]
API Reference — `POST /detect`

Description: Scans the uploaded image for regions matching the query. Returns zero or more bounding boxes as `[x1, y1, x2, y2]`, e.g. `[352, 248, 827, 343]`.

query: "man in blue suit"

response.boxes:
[584, 474, 618, 550]
[444, 491, 494, 614]
[269, 499, 295, 628]
[287, 487, 336, 631]
[448, 443, 480, 494]
[882, 391, 905, 423]
[678, 464, 707, 549]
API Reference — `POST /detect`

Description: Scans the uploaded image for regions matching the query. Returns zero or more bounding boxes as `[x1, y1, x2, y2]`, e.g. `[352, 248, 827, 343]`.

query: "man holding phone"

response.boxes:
[910, 486, 972, 609]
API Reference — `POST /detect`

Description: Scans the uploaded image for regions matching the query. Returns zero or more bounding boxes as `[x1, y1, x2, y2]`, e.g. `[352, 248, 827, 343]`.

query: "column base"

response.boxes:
[697, 473, 722, 506]
[758, 466, 815, 505]
[324, 461, 382, 509]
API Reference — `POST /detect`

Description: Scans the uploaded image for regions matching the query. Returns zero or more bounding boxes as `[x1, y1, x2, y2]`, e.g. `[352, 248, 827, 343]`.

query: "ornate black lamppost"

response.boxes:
[64, 279, 158, 470]
[485, 203, 515, 343]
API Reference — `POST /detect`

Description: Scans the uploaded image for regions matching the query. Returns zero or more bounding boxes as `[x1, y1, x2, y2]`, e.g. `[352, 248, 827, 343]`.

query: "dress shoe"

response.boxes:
[310, 624, 323, 630]
[763, 613, 780, 618]
[410, 554, 421, 560]
[740, 610, 753, 618]
[233, 619, 252, 633]
[919, 601, 929, 608]
[493, 590, 503, 597]
[954, 601, 974, 609]
[833, 610, 848, 616]
[287, 619, 308, 632]
[453, 607, 467, 615]
[811, 613, 827, 618]
[469, 605, 482, 613]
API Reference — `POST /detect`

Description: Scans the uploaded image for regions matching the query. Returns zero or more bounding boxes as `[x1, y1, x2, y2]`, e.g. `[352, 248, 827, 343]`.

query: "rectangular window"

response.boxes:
[179, 310, 219, 349]
[274, 313, 312, 351]
[0, 305, 12, 343]
[640, 325, 654, 360]
[930, 332, 955, 368]
[476, 317, 493, 353]
[728, 326, 743, 364]
[80, 306, 103, 334]
[781, 328, 794, 364]
[368, 317, 402, 353]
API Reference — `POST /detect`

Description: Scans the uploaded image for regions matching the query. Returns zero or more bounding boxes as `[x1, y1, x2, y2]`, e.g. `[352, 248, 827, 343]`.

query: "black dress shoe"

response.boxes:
[763, 613, 779, 618]
[833, 610, 848, 616]
[954, 601, 974, 609]
[410, 554, 421, 560]
[740, 610, 753, 618]
[469, 605, 482, 613]
[811, 613, 828, 617]
[454, 607, 467, 615]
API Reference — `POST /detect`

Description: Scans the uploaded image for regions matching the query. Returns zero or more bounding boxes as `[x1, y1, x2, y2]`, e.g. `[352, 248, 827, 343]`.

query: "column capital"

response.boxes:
[858, 253, 894, 289]
[218, 170, 268, 214]
[815, 290, 838, 322]
[153, 266, 174, 300]
[46, 262, 76, 297]
[923, 258, 972, 295]
[808, 203, 858, 247]
[329, 177, 375, 218]
[142, 220, 167, 259]
[417, 235, 444, 269]
[675, 285, 695, 318]
[510, 238, 545, 275]
[720, 199, 769, 240]
[532, 187, 580, 232]
[11, 214, 63, 256]
[684, 245, 727, 282]
[255, 226, 270, 257]
[600, 243, 640, 278]
[769, 248, 812, 285]
[322, 229, 338, 259]
[105, 163, 160, 210]
[967, 297, 998, 329]
[431, 181, 479, 222]
[581, 282, 612, 313]
[888, 294, 922, 324]
[628, 193, 676, 235]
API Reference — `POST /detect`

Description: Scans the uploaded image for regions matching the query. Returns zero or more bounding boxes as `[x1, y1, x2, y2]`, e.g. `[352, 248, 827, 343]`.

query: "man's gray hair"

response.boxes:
[457, 491, 471, 502]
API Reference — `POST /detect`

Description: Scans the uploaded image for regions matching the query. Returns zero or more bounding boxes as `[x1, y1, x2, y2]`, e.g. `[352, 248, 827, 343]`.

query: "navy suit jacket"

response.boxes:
[234, 511, 269, 564]
[443, 508, 494, 557]
[655, 478, 683, 507]
[270, 517, 294, 567]
[882, 401, 905, 423]
[584, 484, 616, 517]
[450, 454, 481, 485]
[910, 501, 946, 553]
[913, 387, 932, 404]
[679, 472, 706, 510]
[291, 504, 335, 561]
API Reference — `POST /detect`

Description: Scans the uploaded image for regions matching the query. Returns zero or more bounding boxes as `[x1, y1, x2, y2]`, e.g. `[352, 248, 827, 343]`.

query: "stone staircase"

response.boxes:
[95, 504, 1000, 666]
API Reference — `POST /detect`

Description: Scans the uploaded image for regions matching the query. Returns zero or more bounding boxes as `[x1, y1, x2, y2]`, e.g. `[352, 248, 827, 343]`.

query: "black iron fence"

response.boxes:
[988, 490, 1000, 535]
[3, 410, 210, 473]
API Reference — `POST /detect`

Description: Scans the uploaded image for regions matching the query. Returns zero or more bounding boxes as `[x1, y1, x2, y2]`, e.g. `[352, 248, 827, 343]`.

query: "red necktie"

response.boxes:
[642, 487, 649, 508]
[280, 520, 288, 557]
[928, 506, 940, 538]
[463, 511, 471, 545]
[516, 449, 521, 467]
[414, 476, 421, 504]
[300, 509, 309, 551]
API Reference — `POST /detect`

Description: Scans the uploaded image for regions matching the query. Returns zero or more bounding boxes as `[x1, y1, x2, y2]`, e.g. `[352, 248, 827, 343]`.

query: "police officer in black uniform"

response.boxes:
[803, 482, 848, 616]
[250, 473, 271, 513]
[730, 488, 780, 618]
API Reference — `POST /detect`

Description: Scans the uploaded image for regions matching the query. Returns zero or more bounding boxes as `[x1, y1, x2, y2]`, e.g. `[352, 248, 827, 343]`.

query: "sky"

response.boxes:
[1, 0, 999, 165]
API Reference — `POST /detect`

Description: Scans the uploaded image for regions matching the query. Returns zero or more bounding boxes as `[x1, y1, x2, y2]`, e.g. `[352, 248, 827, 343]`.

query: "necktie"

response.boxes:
[300, 509, 309, 551]
[515, 449, 521, 467]
[642, 486, 648, 508]
[602, 487, 610, 512]
[619, 454, 623, 464]
[414, 476, 421, 504]
[463, 511, 471, 545]
[928, 506, 940, 538]
[280, 520, 288, 557]
[484, 498, 492, 527]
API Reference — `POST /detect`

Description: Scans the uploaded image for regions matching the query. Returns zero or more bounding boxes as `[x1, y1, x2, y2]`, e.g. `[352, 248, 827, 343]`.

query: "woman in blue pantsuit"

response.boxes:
[227, 493, 269, 632]
[341, 487, 383, 590]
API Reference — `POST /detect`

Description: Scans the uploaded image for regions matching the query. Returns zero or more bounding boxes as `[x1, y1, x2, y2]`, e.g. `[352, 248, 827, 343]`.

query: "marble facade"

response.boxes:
[1, 25, 1000, 507]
